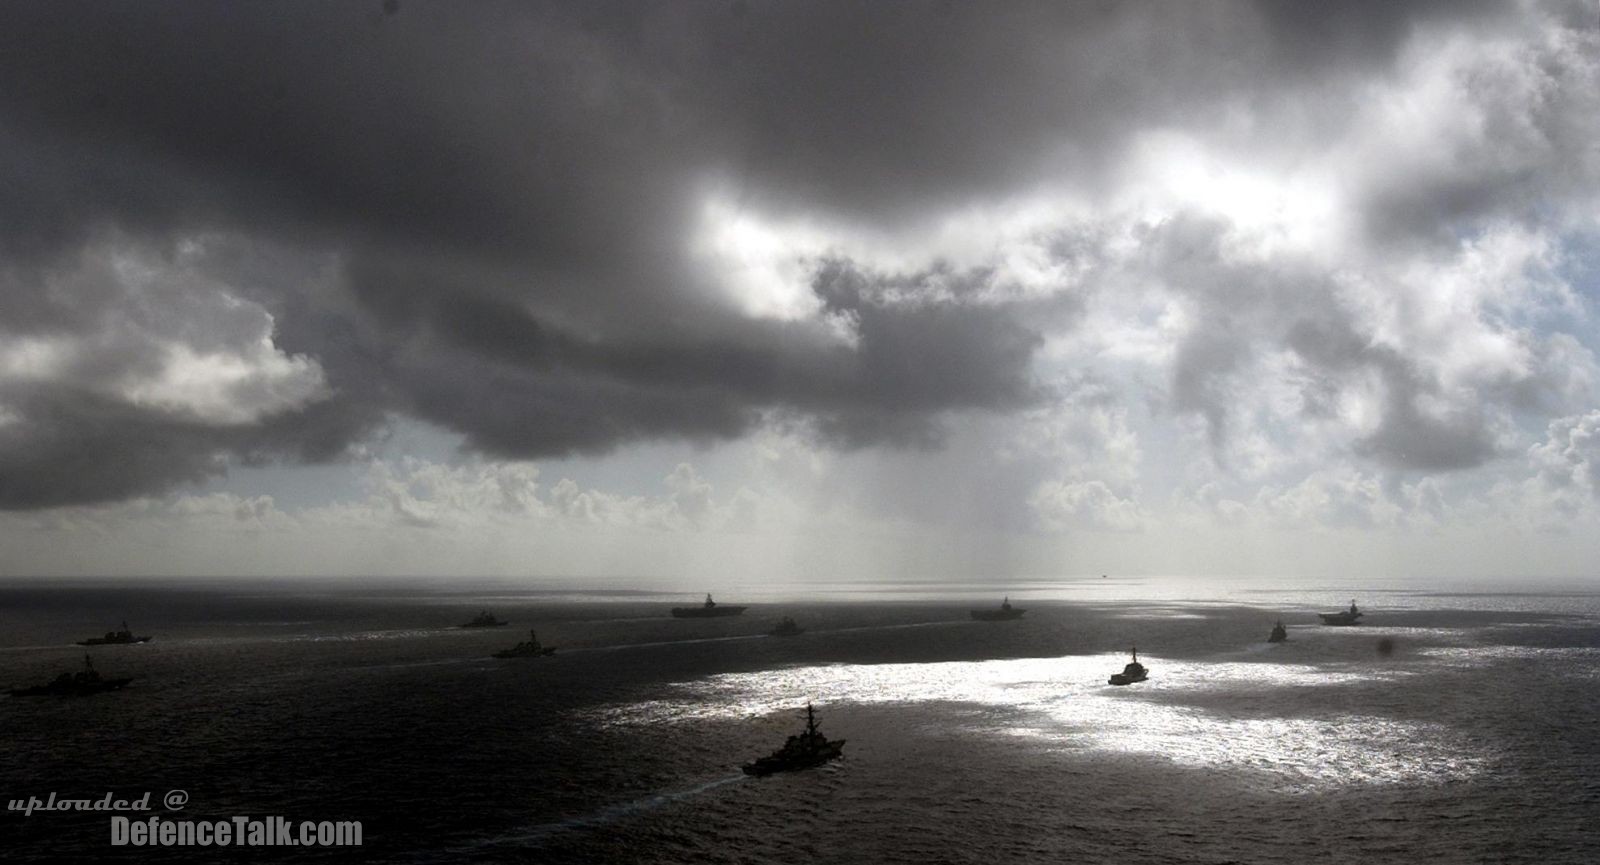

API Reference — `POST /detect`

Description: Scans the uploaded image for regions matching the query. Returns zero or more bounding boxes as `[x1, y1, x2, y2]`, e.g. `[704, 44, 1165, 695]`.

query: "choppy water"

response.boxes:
[2, 577, 1597, 863]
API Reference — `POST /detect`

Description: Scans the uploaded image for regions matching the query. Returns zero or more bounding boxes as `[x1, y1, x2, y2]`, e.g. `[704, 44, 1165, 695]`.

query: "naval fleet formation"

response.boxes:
[7, 594, 1371, 775]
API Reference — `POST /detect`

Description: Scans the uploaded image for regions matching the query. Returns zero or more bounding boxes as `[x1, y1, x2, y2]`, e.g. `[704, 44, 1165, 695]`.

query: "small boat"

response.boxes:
[768, 617, 805, 637]
[671, 594, 748, 618]
[742, 703, 846, 776]
[76, 621, 151, 646]
[9, 655, 133, 697]
[1108, 646, 1148, 685]
[492, 629, 556, 659]
[970, 596, 1025, 621]
[1318, 600, 1364, 626]
[1268, 621, 1288, 643]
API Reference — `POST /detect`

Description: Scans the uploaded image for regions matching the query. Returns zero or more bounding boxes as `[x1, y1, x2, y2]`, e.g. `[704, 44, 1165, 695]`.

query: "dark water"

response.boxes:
[2, 577, 1598, 863]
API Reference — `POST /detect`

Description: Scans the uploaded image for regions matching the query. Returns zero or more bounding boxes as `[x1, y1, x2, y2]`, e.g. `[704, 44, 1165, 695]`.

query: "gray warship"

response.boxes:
[492, 629, 557, 659]
[742, 703, 846, 776]
[460, 610, 510, 628]
[671, 594, 748, 618]
[1318, 600, 1364, 626]
[769, 617, 805, 637]
[10, 655, 133, 697]
[76, 621, 151, 646]
[970, 597, 1025, 621]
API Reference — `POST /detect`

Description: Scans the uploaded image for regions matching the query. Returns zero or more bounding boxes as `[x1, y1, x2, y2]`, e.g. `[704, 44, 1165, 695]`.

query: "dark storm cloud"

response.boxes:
[1251, 0, 1500, 66]
[0, 0, 1495, 273]
[0, 1, 1537, 508]
[0, 383, 379, 509]
[342, 255, 1045, 457]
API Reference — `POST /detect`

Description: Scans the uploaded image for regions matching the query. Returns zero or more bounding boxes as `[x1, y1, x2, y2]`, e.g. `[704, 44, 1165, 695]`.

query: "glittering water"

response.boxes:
[590, 654, 1492, 791]
[2, 578, 1597, 864]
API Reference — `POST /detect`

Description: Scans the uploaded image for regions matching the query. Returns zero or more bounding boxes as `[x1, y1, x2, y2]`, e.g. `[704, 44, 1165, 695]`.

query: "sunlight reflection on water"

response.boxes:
[590, 653, 1489, 791]
[1419, 645, 1600, 665]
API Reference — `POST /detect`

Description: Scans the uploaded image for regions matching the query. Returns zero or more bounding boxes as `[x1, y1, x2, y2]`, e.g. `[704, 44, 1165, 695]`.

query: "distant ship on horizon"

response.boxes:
[971, 597, 1025, 621]
[1268, 621, 1288, 642]
[76, 620, 150, 646]
[492, 629, 556, 658]
[769, 616, 805, 637]
[1318, 600, 1364, 626]
[671, 594, 747, 618]
[460, 611, 509, 628]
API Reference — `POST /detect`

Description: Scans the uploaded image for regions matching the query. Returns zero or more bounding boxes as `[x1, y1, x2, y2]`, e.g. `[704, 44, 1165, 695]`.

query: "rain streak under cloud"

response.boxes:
[1, 1, 1599, 580]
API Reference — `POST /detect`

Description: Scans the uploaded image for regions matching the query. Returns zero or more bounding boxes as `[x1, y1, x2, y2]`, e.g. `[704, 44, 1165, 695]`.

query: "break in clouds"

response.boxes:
[1, 1, 1599, 570]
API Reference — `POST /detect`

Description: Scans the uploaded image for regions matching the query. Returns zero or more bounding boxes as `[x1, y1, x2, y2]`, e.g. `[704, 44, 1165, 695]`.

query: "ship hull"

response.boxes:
[10, 677, 133, 697]
[460, 622, 510, 628]
[1317, 613, 1362, 626]
[670, 606, 747, 618]
[970, 610, 1025, 621]
[76, 637, 151, 645]
[491, 647, 557, 659]
[742, 742, 845, 776]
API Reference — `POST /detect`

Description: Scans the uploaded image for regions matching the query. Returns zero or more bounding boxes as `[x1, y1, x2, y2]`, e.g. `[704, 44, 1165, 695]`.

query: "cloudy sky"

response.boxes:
[2, 1, 1598, 581]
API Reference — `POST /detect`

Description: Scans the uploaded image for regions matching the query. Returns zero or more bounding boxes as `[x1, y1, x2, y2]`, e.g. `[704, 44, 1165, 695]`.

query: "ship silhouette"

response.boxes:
[10, 655, 133, 697]
[76, 620, 150, 646]
[768, 617, 805, 637]
[671, 594, 747, 618]
[492, 629, 556, 658]
[742, 703, 845, 776]
[1318, 600, 1364, 626]
[970, 596, 1025, 621]
[1108, 646, 1148, 685]
[1268, 621, 1288, 643]
[460, 610, 509, 628]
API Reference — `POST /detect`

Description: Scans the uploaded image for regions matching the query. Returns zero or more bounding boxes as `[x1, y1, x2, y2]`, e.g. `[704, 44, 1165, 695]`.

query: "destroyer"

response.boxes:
[742, 703, 846, 776]
[1108, 646, 1148, 685]
[1268, 621, 1288, 643]
[970, 597, 1025, 621]
[492, 629, 556, 658]
[460, 610, 509, 628]
[10, 655, 133, 697]
[671, 594, 747, 618]
[1318, 600, 1364, 626]
[76, 621, 150, 646]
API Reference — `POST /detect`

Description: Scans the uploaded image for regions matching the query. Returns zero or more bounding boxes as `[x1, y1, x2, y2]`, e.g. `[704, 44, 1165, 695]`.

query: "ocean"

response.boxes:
[2, 576, 1597, 863]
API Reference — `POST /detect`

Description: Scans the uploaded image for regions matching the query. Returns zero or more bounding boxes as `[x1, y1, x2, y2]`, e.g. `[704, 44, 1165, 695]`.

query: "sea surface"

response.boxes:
[2, 576, 1598, 863]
